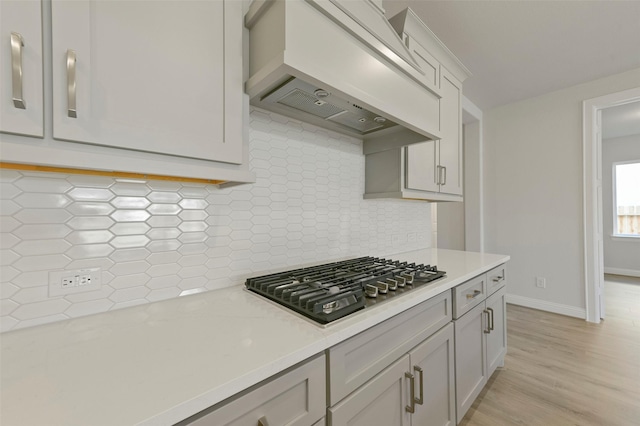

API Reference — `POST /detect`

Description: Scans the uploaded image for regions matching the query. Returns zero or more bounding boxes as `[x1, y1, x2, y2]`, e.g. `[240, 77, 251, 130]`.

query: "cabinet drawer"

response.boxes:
[328, 291, 451, 405]
[486, 264, 507, 295]
[184, 355, 325, 426]
[452, 274, 486, 319]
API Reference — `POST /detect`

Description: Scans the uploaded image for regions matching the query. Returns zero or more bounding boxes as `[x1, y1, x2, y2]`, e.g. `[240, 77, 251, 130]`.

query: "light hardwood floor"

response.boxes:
[460, 275, 640, 426]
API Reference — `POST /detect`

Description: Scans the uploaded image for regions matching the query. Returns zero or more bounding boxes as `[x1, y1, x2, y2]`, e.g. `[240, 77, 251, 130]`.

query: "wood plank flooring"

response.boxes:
[459, 276, 640, 426]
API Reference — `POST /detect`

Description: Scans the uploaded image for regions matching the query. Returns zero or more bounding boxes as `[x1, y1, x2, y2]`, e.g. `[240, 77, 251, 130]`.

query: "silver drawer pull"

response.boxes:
[483, 309, 491, 334]
[66, 49, 77, 118]
[492, 275, 504, 283]
[257, 416, 270, 426]
[10, 32, 26, 109]
[414, 365, 424, 405]
[466, 289, 482, 299]
[405, 372, 416, 413]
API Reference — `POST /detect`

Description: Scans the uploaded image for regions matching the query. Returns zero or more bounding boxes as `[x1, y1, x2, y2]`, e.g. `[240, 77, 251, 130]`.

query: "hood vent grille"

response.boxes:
[278, 89, 346, 119]
[263, 77, 397, 135]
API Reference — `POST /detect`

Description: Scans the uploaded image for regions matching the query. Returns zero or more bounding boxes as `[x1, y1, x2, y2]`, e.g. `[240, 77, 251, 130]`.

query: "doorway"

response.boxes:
[582, 87, 640, 323]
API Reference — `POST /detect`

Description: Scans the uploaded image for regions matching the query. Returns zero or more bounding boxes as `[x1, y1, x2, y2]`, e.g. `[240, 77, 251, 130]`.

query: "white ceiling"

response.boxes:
[382, 0, 640, 111]
[602, 101, 640, 139]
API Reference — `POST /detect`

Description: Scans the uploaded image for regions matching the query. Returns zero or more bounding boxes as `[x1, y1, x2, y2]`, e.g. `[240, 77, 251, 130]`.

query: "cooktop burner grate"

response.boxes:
[245, 256, 445, 324]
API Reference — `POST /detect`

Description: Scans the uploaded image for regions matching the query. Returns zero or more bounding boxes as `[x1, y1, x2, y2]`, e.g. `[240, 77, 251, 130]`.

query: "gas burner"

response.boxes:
[245, 257, 446, 324]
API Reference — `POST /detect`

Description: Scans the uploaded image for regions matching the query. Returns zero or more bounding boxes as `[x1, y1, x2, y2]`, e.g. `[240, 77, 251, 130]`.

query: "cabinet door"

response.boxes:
[405, 140, 439, 193]
[404, 36, 439, 93]
[329, 355, 410, 426]
[409, 323, 455, 426]
[454, 301, 487, 423]
[50, 0, 242, 164]
[0, 0, 43, 137]
[485, 286, 507, 377]
[438, 68, 462, 196]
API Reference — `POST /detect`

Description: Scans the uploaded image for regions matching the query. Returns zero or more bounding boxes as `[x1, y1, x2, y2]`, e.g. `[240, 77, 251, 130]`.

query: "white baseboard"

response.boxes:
[506, 294, 586, 319]
[604, 267, 640, 278]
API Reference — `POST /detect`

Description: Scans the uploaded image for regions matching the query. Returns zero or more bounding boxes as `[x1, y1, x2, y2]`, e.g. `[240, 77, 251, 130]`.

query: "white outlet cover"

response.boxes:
[49, 267, 102, 297]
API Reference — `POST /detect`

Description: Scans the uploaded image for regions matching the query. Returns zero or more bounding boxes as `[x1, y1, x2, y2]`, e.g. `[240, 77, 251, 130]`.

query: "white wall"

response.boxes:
[483, 67, 640, 317]
[602, 134, 640, 276]
[0, 108, 433, 332]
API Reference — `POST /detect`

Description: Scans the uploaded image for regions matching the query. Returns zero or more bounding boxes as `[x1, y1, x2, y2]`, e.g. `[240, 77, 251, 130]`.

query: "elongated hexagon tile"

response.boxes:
[146, 275, 180, 290]
[11, 299, 71, 320]
[110, 196, 151, 209]
[65, 299, 115, 318]
[14, 177, 72, 193]
[14, 240, 71, 256]
[109, 286, 150, 303]
[67, 217, 115, 230]
[110, 274, 151, 289]
[146, 228, 181, 240]
[13, 254, 71, 272]
[14, 209, 72, 224]
[147, 191, 182, 203]
[0, 233, 20, 249]
[65, 244, 114, 260]
[65, 230, 113, 245]
[109, 261, 150, 276]
[144, 252, 180, 267]
[68, 188, 115, 202]
[110, 235, 150, 249]
[110, 210, 150, 223]
[14, 193, 71, 208]
[147, 263, 181, 278]
[65, 202, 115, 216]
[110, 182, 151, 197]
[147, 204, 182, 215]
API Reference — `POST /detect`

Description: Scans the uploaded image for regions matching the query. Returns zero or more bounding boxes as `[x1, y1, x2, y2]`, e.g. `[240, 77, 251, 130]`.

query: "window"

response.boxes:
[613, 161, 640, 236]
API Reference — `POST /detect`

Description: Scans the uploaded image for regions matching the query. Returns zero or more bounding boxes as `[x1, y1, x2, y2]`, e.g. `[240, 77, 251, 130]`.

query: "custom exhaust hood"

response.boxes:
[245, 0, 442, 150]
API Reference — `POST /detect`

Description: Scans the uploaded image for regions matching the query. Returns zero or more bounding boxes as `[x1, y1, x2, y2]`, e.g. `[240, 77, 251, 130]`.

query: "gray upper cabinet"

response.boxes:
[0, 0, 44, 138]
[1, 0, 254, 185]
[364, 8, 470, 202]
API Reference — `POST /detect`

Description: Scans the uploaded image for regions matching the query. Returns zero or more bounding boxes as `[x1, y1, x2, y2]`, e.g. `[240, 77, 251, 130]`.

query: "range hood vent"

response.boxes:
[262, 77, 397, 134]
[245, 0, 443, 148]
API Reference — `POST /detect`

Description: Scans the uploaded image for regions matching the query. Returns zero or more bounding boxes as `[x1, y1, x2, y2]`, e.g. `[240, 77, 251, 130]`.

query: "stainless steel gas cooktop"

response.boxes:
[245, 256, 446, 325]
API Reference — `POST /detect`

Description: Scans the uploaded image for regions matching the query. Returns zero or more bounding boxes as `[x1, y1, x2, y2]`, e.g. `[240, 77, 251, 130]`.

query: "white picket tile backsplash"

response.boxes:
[0, 108, 432, 332]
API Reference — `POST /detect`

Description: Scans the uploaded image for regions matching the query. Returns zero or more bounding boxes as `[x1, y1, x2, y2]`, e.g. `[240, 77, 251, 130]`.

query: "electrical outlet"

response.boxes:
[49, 268, 102, 297]
[535, 277, 546, 288]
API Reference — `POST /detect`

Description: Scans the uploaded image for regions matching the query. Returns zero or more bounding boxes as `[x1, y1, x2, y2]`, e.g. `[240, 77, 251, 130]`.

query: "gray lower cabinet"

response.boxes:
[182, 354, 326, 426]
[410, 323, 456, 426]
[485, 287, 507, 377]
[327, 291, 455, 426]
[454, 265, 507, 424]
[329, 323, 455, 426]
[454, 301, 487, 421]
[329, 354, 411, 426]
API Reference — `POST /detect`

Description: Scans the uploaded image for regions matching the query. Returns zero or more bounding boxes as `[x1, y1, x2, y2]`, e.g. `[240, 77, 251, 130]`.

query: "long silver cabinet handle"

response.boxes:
[10, 32, 26, 109]
[442, 166, 447, 186]
[405, 372, 416, 413]
[66, 49, 77, 118]
[483, 309, 491, 334]
[414, 365, 424, 405]
[257, 416, 269, 426]
[488, 307, 494, 331]
[435, 165, 441, 185]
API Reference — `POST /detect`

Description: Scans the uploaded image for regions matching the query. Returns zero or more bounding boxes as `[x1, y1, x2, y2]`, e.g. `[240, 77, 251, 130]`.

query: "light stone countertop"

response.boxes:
[0, 248, 509, 426]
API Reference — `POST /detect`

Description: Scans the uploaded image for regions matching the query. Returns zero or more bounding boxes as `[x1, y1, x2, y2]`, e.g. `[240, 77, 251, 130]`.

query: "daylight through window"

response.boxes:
[614, 161, 640, 236]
